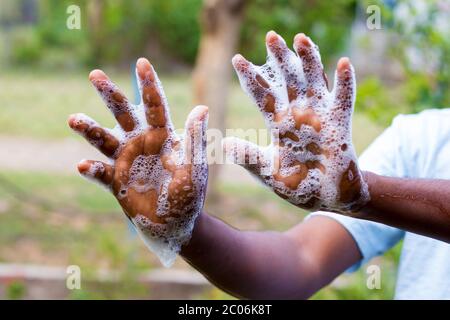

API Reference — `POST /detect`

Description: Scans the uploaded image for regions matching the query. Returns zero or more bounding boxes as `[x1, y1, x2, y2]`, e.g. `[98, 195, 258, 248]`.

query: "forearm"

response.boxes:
[360, 172, 450, 242]
[181, 213, 321, 299]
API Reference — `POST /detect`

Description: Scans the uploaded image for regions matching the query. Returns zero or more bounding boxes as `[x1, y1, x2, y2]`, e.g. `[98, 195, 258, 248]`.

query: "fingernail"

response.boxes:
[337, 57, 351, 72]
[89, 69, 107, 82]
[294, 33, 310, 47]
[266, 30, 278, 44]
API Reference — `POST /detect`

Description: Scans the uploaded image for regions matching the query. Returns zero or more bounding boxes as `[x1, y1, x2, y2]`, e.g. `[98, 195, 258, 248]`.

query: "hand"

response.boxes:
[68, 58, 208, 267]
[223, 31, 369, 214]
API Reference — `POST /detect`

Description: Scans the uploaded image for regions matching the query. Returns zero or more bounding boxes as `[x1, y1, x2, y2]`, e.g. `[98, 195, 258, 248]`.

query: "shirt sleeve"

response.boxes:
[306, 212, 404, 272]
[306, 115, 408, 272]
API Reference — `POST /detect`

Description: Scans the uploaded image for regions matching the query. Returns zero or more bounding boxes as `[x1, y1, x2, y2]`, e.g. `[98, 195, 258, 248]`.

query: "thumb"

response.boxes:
[184, 105, 208, 165]
[222, 137, 270, 176]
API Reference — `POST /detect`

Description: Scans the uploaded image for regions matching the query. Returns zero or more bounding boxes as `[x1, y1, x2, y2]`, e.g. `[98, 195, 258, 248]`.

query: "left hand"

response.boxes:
[223, 31, 369, 214]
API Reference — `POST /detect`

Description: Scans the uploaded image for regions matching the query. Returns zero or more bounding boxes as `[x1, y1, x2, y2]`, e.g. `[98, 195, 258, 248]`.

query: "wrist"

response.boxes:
[180, 211, 208, 258]
[348, 170, 376, 217]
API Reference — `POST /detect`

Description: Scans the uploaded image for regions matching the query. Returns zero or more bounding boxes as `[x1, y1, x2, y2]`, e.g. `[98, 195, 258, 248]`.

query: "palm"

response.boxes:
[69, 58, 208, 266]
[224, 32, 369, 214]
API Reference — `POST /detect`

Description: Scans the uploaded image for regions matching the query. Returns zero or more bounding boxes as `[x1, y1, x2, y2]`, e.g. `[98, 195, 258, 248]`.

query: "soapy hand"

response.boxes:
[224, 31, 369, 214]
[68, 58, 208, 267]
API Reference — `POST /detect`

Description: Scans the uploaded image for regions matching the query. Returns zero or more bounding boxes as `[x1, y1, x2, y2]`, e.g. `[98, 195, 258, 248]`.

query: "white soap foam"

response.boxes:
[234, 39, 369, 212]
[80, 66, 207, 267]
[116, 121, 206, 267]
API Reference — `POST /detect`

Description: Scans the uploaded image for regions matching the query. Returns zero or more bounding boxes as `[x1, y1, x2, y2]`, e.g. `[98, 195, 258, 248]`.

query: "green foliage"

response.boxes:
[79, 0, 202, 66]
[8, 26, 43, 64]
[3, 0, 89, 68]
[142, 0, 203, 64]
[2, 0, 357, 69]
[358, 0, 450, 124]
[356, 77, 404, 125]
[1, 0, 202, 68]
[389, 0, 450, 111]
[240, 0, 357, 64]
[6, 281, 27, 300]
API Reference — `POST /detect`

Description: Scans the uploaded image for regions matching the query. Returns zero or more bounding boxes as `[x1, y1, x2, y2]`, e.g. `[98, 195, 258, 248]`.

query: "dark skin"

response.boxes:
[360, 173, 450, 243]
[181, 172, 450, 299]
[71, 31, 450, 299]
[179, 31, 450, 299]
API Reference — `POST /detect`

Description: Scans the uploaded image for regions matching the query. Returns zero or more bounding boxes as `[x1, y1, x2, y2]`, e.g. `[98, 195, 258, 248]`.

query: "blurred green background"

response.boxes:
[0, 0, 448, 299]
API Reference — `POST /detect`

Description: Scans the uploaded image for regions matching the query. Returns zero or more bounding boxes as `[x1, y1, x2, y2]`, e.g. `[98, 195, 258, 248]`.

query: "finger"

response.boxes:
[293, 33, 329, 94]
[89, 69, 136, 132]
[113, 136, 143, 193]
[332, 57, 355, 122]
[77, 160, 114, 187]
[222, 137, 269, 176]
[266, 31, 305, 102]
[136, 57, 172, 130]
[68, 113, 120, 158]
[184, 105, 208, 165]
[232, 54, 278, 121]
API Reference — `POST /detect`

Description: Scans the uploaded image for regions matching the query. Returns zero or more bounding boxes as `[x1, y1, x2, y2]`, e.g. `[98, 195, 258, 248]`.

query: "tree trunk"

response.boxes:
[87, 0, 104, 65]
[192, 0, 247, 198]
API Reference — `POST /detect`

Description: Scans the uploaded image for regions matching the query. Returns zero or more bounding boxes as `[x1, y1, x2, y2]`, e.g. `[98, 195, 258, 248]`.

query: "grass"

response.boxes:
[0, 70, 397, 299]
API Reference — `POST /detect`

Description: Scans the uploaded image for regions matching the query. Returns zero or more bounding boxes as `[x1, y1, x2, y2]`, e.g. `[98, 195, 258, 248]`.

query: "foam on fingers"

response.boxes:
[184, 105, 208, 165]
[222, 136, 271, 177]
[232, 53, 287, 123]
[72, 58, 209, 267]
[78, 159, 114, 187]
[136, 57, 173, 131]
[68, 113, 120, 158]
[293, 33, 328, 91]
[230, 33, 369, 213]
[333, 57, 355, 115]
[89, 69, 137, 132]
[266, 31, 305, 103]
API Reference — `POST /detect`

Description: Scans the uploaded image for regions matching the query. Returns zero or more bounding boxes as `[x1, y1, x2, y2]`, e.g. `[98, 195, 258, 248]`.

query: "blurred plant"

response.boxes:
[358, 0, 449, 124]
[240, 0, 357, 64]
[1, 0, 358, 69]
[392, 0, 450, 112]
[1, 0, 202, 69]
[9, 26, 43, 64]
[6, 280, 27, 300]
[356, 77, 405, 125]
[3, 0, 89, 68]
[82, 0, 202, 66]
[143, 0, 203, 64]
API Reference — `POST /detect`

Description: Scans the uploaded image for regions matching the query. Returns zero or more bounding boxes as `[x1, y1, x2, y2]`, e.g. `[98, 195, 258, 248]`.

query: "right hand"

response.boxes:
[223, 31, 369, 214]
[68, 58, 208, 267]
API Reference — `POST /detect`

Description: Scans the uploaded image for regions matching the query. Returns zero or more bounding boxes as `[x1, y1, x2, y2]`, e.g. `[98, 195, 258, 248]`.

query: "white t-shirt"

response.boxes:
[309, 109, 450, 299]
